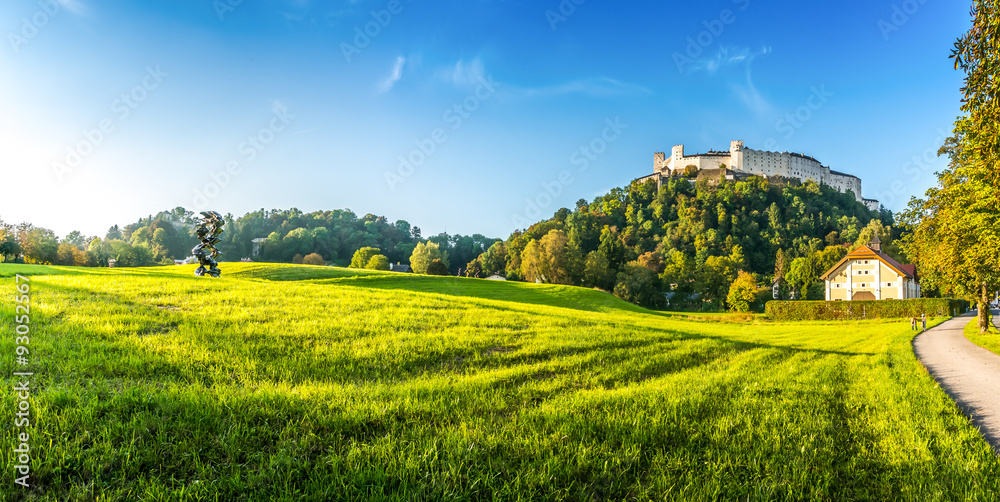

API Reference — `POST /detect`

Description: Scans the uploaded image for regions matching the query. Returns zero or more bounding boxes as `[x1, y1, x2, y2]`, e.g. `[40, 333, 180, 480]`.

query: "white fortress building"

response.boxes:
[639, 141, 880, 211]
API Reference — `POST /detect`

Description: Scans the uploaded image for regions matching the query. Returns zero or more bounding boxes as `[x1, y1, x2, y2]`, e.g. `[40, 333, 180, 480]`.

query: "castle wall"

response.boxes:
[689, 155, 730, 171]
[828, 173, 862, 200]
[654, 141, 877, 207]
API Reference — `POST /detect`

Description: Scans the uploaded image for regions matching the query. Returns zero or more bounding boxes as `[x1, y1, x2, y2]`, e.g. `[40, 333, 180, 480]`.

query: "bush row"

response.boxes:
[765, 298, 970, 321]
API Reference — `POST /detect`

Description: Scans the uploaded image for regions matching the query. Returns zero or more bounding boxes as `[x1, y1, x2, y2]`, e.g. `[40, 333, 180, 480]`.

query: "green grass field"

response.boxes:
[1, 263, 998, 501]
[964, 310, 1000, 357]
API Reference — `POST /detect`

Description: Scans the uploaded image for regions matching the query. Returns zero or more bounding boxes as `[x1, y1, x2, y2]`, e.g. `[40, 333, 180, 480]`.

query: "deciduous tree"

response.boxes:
[614, 261, 665, 309]
[350, 247, 382, 269]
[426, 258, 449, 276]
[410, 242, 449, 274]
[366, 254, 390, 271]
[727, 271, 758, 313]
[902, 117, 1000, 332]
[303, 253, 326, 266]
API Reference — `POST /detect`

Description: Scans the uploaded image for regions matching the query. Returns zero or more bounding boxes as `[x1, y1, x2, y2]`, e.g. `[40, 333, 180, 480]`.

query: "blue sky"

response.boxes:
[0, 0, 970, 240]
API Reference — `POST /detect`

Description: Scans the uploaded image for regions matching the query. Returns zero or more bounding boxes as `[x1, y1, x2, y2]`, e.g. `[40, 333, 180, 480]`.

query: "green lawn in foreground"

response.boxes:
[964, 311, 1000, 357]
[0, 263, 997, 501]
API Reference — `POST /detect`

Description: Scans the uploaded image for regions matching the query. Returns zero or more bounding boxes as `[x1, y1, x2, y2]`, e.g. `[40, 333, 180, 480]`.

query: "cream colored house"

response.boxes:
[820, 236, 920, 301]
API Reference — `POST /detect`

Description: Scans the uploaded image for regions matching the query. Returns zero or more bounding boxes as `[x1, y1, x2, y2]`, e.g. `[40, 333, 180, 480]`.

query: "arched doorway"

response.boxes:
[852, 291, 876, 301]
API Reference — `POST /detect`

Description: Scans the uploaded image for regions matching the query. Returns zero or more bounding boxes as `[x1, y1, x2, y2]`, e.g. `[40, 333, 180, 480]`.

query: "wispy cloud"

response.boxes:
[519, 76, 650, 98]
[444, 57, 489, 88]
[437, 57, 647, 99]
[376, 56, 406, 94]
[691, 46, 771, 73]
[690, 46, 773, 114]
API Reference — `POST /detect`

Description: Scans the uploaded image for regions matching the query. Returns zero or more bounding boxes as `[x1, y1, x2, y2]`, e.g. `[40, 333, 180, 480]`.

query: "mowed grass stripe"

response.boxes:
[0, 263, 997, 501]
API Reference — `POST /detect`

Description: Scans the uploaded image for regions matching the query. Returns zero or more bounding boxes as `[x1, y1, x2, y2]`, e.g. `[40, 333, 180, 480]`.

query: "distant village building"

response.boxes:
[635, 140, 880, 211]
[820, 235, 921, 301]
[390, 263, 412, 273]
[108, 258, 116, 268]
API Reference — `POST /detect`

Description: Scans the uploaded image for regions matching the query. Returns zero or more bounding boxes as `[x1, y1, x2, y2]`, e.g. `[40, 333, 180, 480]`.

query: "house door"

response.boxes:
[852, 291, 876, 301]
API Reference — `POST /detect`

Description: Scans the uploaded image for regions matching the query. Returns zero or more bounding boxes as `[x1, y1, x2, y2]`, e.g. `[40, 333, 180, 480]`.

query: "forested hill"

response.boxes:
[466, 176, 903, 310]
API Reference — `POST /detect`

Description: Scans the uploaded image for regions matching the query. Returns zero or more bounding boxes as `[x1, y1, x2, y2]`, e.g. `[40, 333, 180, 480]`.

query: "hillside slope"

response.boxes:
[0, 263, 997, 501]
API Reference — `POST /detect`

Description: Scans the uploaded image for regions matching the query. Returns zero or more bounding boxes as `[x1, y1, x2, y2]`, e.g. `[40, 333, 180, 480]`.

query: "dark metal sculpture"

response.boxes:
[192, 211, 224, 277]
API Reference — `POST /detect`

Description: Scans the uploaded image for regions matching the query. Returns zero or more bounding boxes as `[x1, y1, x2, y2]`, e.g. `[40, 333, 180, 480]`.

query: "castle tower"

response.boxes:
[671, 145, 684, 172]
[654, 152, 667, 174]
[730, 140, 745, 171]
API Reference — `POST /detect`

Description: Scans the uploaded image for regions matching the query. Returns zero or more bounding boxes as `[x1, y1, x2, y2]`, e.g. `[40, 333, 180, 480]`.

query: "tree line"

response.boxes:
[0, 207, 497, 277]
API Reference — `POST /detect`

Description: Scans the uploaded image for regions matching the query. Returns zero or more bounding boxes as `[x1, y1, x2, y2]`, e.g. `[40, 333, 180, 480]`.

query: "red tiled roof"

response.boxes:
[819, 245, 917, 281]
[899, 264, 917, 281]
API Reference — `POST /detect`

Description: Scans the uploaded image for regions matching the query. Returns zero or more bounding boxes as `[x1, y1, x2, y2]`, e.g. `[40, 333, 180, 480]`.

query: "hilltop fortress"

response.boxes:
[637, 141, 880, 211]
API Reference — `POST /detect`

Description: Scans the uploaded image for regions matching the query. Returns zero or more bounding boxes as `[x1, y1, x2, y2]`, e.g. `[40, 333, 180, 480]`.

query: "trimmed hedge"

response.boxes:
[765, 298, 969, 321]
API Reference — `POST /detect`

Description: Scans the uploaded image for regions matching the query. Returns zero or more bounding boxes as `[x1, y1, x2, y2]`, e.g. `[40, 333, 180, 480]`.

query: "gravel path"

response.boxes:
[913, 310, 1000, 453]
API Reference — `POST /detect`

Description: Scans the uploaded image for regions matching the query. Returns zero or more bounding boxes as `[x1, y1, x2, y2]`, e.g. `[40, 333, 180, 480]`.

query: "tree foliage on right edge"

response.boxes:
[902, 1, 1000, 333]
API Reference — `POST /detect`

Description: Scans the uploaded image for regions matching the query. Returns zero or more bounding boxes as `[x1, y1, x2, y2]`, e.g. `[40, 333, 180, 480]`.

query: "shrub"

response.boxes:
[365, 255, 390, 271]
[765, 299, 970, 321]
[426, 258, 449, 276]
[614, 262, 666, 309]
[292, 254, 304, 265]
[303, 253, 325, 266]
[410, 242, 449, 274]
[350, 247, 381, 269]
[726, 271, 757, 313]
